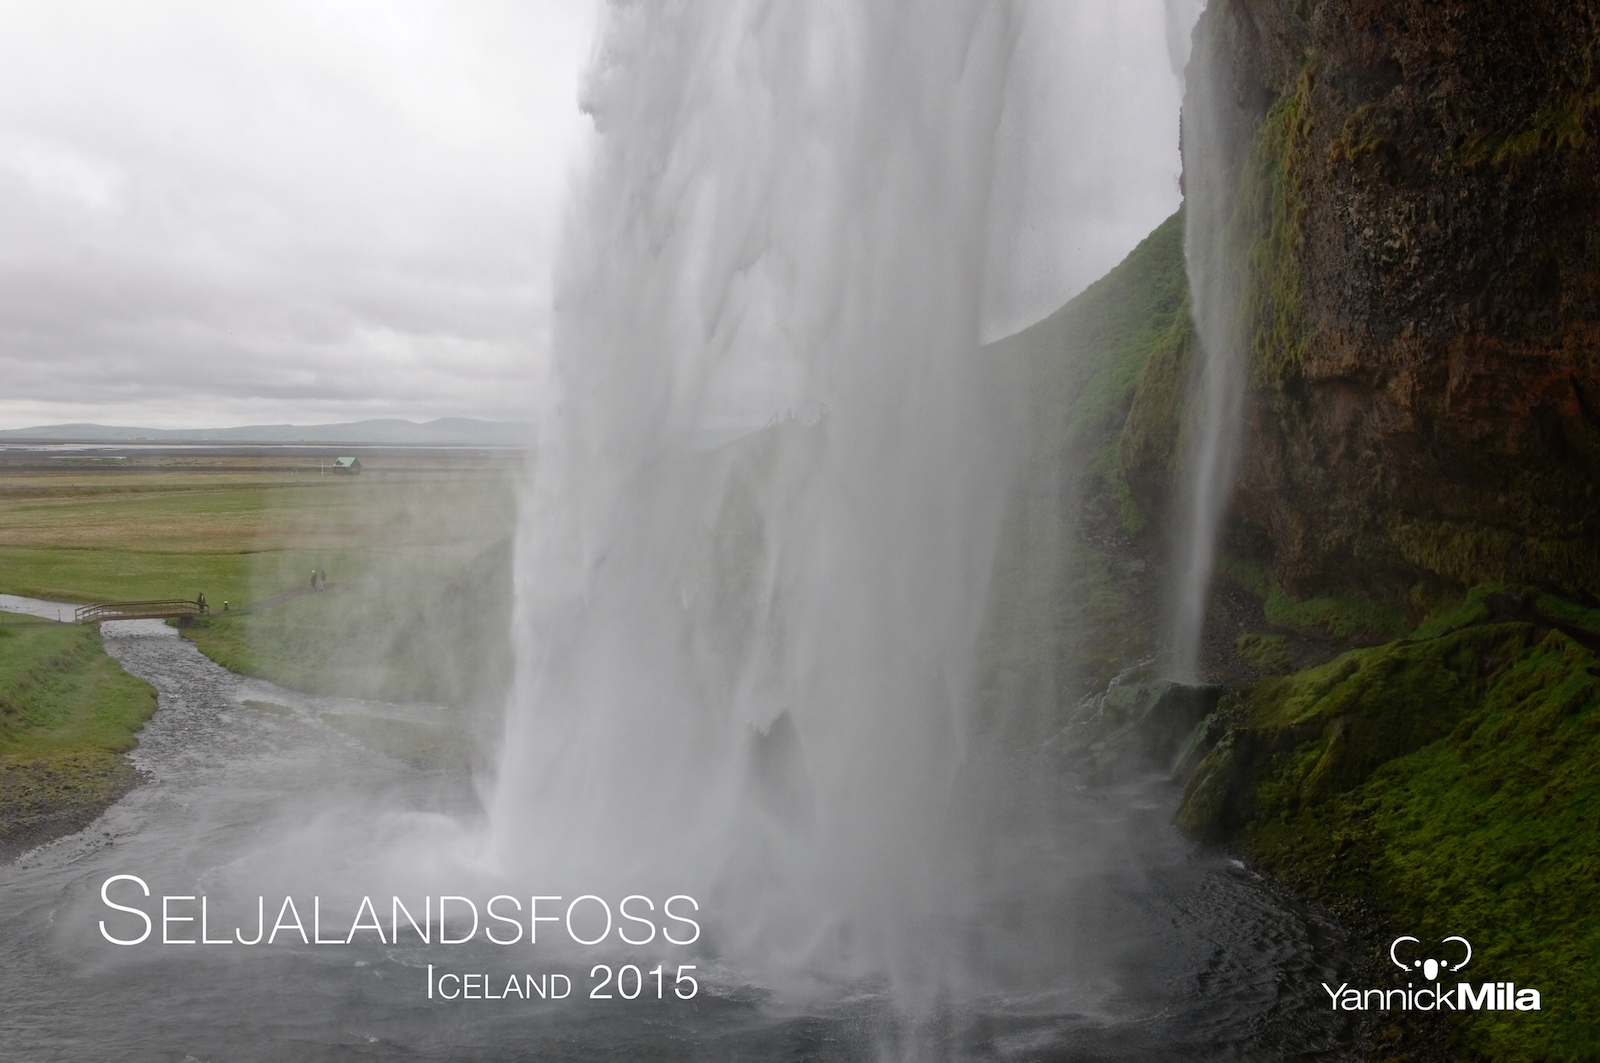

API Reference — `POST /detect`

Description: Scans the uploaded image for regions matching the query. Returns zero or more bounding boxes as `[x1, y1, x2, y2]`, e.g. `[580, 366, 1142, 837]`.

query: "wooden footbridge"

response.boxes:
[74, 599, 204, 624]
[74, 582, 337, 625]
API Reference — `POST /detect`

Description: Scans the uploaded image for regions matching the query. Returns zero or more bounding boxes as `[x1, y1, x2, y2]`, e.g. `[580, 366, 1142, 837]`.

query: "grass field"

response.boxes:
[0, 451, 520, 853]
[3, 452, 520, 709]
[0, 614, 158, 857]
[181, 536, 514, 709]
[0, 455, 520, 607]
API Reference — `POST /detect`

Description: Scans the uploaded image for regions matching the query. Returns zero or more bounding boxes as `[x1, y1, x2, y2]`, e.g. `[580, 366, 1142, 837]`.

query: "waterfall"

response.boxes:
[483, 0, 1187, 998]
[1168, 7, 1249, 683]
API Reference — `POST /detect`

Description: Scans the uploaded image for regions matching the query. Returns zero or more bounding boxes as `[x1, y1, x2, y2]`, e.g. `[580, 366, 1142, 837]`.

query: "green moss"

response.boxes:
[1459, 86, 1600, 166]
[1235, 632, 1295, 673]
[1178, 588, 1600, 1060]
[1263, 585, 1408, 641]
[1408, 583, 1499, 640]
[1530, 592, 1600, 640]
[1218, 548, 1408, 642]
[1244, 66, 1315, 382]
[1389, 518, 1600, 601]
[1097, 439, 1148, 536]
[1327, 101, 1390, 164]
[1248, 629, 1600, 1060]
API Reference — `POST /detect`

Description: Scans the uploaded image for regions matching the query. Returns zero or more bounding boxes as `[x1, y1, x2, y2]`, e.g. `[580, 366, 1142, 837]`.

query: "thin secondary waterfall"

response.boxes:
[1168, 11, 1250, 683]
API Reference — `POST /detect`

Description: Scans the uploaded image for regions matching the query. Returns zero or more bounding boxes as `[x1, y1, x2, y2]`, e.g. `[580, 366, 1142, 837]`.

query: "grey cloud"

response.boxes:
[0, 0, 593, 429]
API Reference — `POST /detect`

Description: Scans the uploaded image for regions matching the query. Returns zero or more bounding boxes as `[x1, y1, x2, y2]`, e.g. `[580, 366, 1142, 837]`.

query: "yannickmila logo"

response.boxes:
[1321, 936, 1542, 1012]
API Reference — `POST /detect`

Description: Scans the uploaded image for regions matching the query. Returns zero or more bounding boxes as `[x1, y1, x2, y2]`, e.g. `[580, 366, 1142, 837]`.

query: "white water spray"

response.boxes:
[486, 0, 1187, 996]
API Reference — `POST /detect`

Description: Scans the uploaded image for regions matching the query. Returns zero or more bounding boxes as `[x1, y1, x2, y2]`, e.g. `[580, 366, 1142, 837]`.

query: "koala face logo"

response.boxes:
[1390, 935, 1472, 981]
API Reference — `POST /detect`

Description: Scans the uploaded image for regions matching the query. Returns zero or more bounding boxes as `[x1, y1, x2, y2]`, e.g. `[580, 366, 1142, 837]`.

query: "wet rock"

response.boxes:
[1192, 0, 1600, 604]
[1054, 677, 1223, 784]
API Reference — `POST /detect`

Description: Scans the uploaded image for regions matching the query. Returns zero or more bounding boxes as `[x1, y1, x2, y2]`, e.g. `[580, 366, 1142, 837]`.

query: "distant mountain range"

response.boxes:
[0, 418, 532, 446]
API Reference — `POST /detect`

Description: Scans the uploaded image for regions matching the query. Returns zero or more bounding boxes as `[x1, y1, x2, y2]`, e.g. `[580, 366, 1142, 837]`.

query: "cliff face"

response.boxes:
[1164, 7, 1600, 1058]
[1198, 0, 1600, 605]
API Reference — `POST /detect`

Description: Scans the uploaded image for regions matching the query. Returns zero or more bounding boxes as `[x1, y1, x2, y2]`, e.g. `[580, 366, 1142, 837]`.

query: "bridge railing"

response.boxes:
[75, 599, 202, 624]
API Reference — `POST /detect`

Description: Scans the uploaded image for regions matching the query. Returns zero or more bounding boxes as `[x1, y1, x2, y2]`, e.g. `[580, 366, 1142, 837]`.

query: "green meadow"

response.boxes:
[0, 453, 520, 852]
[0, 616, 158, 857]
[0, 458, 515, 605]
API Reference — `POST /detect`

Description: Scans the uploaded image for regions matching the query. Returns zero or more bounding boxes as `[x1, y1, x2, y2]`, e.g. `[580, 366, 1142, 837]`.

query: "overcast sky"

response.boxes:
[0, 0, 594, 429]
[0, 1, 1199, 431]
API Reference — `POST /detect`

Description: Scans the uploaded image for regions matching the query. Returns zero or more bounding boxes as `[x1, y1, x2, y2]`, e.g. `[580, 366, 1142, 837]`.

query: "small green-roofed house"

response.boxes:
[332, 456, 362, 474]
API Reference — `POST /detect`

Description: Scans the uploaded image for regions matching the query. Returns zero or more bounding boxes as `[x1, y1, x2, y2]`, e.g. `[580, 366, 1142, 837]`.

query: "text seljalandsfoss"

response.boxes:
[97, 876, 701, 947]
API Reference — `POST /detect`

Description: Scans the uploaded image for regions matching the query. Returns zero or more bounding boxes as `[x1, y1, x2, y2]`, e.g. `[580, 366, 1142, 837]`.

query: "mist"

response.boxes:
[481, 0, 1199, 1004]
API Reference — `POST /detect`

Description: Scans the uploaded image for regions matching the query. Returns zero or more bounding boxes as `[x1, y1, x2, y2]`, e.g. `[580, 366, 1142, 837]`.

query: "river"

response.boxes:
[0, 607, 1371, 1061]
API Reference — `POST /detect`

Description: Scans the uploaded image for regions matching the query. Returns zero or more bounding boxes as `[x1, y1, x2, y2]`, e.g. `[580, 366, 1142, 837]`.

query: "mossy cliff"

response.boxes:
[1191, 0, 1600, 604]
[1164, 2, 1600, 1060]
